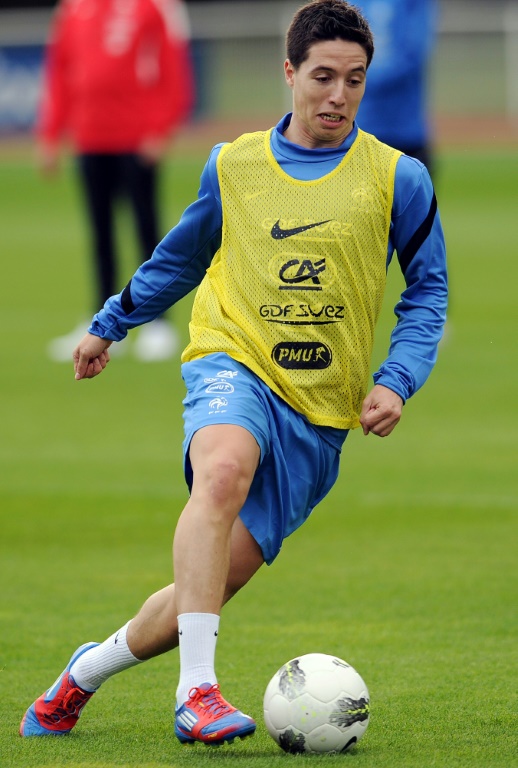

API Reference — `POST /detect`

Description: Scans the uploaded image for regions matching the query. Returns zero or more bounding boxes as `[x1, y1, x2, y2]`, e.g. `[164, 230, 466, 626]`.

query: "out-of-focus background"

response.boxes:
[1, 0, 518, 142]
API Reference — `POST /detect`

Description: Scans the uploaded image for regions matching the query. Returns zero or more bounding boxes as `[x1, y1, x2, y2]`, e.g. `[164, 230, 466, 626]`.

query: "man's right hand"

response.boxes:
[73, 333, 112, 380]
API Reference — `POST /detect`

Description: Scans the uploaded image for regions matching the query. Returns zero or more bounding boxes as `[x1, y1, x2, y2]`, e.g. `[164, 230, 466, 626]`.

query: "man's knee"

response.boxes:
[190, 425, 260, 511]
[202, 456, 253, 509]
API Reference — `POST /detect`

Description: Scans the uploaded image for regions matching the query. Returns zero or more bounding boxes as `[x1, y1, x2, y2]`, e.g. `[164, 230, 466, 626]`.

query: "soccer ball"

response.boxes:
[263, 653, 370, 754]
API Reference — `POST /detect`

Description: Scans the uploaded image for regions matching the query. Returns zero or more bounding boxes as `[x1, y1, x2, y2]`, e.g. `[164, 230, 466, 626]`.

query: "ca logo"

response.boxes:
[278, 258, 326, 291]
[269, 254, 336, 291]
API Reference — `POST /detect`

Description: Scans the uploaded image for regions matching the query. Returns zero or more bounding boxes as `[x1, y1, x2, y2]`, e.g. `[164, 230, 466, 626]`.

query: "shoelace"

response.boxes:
[43, 683, 92, 725]
[187, 684, 232, 718]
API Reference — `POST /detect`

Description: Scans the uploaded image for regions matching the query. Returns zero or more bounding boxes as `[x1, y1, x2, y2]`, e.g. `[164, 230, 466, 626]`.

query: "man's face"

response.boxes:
[284, 39, 368, 149]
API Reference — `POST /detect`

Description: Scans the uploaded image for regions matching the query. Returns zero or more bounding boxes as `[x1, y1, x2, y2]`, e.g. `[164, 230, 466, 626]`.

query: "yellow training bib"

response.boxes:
[182, 129, 400, 429]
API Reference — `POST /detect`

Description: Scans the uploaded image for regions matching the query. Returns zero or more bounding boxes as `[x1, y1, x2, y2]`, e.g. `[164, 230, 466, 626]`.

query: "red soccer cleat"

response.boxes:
[174, 683, 256, 745]
[20, 642, 99, 736]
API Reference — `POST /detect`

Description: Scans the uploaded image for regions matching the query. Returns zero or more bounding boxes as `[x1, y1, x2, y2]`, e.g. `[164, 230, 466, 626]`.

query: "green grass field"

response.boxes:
[1, 139, 517, 768]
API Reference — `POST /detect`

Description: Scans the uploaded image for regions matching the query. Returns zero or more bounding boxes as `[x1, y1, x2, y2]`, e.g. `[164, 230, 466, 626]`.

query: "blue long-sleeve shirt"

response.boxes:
[90, 114, 447, 411]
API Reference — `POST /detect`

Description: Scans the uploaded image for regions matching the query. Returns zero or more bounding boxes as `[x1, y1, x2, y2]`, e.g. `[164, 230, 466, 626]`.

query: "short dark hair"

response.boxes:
[286, 0, 374, 69]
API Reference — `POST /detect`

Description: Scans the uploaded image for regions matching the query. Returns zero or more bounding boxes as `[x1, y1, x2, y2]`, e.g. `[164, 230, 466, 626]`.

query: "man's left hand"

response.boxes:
[360, 384, 403, 437]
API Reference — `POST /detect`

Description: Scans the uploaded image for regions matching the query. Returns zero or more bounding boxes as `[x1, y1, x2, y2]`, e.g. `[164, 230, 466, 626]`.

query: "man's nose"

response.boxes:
[329, 83, 346, 105]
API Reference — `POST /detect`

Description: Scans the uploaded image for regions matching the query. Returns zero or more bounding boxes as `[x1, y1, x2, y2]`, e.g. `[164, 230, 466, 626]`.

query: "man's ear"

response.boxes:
[284, 59, 295, 87]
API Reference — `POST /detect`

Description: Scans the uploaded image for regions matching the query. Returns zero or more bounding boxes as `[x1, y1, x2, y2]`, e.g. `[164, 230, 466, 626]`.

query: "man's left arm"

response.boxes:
[362, 157, 448, 436]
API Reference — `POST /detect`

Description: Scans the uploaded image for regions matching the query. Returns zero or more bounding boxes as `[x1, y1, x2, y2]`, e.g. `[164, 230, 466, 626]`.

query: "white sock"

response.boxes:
[176, 612, 220, 705]
[70, 621, 142, 692]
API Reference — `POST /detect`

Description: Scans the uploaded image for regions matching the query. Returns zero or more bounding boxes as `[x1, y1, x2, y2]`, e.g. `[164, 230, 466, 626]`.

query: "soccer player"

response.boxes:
[20, 0, 447, 747]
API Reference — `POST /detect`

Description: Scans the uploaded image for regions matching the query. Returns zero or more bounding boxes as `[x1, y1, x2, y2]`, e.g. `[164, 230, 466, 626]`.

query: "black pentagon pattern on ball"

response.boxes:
[279, 728, 306, 754]
[329, 696, 370, 728]
[340, 736, 358, 753]
[278, 659, 306, 701]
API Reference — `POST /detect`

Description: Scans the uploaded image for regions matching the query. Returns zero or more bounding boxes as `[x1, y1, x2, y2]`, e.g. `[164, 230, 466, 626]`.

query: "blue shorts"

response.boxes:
[181, 353, 347, 565]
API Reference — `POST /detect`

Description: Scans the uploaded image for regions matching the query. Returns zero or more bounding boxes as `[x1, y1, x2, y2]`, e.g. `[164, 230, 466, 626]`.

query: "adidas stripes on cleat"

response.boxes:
[174, 683, 256, 745]
[19, 642, 99, 737]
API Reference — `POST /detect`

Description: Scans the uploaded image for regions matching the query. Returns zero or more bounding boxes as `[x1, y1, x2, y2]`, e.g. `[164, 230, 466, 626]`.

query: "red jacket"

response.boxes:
[38, 0, 195, 152]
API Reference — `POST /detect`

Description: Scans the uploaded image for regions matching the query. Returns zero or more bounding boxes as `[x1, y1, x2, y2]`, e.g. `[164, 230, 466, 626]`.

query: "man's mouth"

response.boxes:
[319, 113, 344, 123]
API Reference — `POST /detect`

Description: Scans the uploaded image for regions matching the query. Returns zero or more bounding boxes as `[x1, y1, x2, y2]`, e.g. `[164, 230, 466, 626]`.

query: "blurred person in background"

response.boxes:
[38, 0, 195, 362]
[355, 0, 437, 176]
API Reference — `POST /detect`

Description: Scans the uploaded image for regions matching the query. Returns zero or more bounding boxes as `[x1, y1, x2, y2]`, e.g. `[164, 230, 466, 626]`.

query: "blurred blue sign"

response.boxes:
[0, 44, 43, 134]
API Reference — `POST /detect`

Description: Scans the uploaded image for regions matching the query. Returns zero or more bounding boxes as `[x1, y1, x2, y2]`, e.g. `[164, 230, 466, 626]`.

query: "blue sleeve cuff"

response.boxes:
[373, 364, 415, 403]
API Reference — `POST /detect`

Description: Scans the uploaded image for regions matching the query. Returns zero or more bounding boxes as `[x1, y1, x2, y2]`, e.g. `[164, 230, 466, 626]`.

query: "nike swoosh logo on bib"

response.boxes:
[270, 219, 331, 240]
